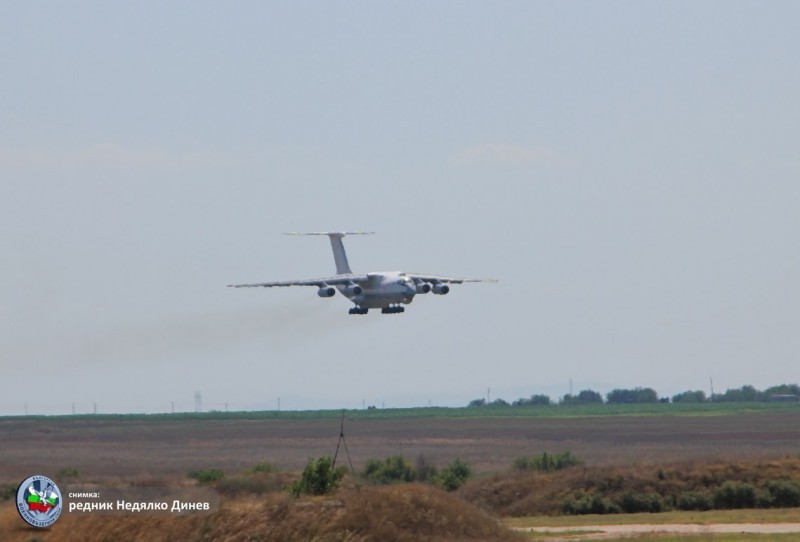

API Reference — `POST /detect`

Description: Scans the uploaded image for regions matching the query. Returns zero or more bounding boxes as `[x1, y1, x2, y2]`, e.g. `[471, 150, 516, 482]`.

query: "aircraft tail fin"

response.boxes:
[284, 232, 373, 275]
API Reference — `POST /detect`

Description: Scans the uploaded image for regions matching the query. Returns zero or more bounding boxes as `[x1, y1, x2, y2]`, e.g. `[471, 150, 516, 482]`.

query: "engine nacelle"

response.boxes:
[416, 282, 431, 294]
[343, 284, 363, 295]
[317, 286, 336, 297]
[432, 283, 450, 295]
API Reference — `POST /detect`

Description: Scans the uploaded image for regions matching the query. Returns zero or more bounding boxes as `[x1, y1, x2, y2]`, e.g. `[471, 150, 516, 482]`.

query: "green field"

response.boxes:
[3, 399, 799, 423]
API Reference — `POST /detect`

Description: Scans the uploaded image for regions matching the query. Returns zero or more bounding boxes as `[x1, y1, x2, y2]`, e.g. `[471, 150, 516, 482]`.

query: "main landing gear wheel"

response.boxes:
[381, 305, 405, 314]
[348, 307, 369, 315]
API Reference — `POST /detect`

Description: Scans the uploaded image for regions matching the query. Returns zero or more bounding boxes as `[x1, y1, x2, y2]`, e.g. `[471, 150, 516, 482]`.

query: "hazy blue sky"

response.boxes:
[2, 2, 798, 414]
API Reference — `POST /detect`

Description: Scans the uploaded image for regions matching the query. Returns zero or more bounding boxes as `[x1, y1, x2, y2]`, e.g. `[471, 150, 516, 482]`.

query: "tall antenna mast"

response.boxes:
[332, 410, 358, 489]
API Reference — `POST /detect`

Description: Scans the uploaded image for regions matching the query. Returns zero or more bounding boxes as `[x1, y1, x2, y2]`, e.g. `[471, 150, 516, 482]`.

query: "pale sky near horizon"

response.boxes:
[2, 2, 799, 415]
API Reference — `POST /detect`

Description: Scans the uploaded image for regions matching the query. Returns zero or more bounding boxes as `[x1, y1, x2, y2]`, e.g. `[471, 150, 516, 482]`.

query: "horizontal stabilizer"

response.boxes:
[284, 231, 374, 236]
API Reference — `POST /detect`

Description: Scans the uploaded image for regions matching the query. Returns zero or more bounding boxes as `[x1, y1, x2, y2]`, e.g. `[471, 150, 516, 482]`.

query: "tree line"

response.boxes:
[467, 383, 800, 407]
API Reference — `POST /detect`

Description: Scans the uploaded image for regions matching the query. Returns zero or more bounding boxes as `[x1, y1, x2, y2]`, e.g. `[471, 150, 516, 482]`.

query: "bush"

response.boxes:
[248, 462, 275, 474]
[713, 481, 757, 509]
[414, 454, 438, 483]
[765, 480, 800, 508]
[677, 491, 713, 511]
[187, 468, 224, 484]
[435, 458, 472, 492]
[617, 492, 664, 513]
[562, 493, 620, 515]
[362, 455, 416, 485]
[513, 451, 581, 472]
[290, 456, 346, 497]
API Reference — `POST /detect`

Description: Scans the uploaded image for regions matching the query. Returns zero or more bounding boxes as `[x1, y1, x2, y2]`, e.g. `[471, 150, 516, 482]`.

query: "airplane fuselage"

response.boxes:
[336, 271, 417, 309]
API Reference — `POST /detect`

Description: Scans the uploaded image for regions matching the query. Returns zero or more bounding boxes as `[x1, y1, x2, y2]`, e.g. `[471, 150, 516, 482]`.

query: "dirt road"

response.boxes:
[519, 523, 800, 540]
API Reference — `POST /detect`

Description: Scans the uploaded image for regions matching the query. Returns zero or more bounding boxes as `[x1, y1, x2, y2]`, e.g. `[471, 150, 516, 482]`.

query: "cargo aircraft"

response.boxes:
[228, 232, 495, 314]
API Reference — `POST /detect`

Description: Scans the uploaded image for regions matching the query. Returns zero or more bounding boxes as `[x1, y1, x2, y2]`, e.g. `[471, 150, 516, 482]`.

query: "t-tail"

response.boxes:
[284, 231, 374, 274]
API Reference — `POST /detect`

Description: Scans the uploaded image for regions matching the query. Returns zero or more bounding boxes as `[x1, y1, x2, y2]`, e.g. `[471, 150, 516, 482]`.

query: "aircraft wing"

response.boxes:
[404, 273, 497, 284]
[227, 273, 370, 288]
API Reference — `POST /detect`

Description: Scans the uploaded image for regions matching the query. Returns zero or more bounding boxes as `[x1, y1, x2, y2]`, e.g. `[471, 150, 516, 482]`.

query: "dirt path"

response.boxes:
[518, 523, 800, 540]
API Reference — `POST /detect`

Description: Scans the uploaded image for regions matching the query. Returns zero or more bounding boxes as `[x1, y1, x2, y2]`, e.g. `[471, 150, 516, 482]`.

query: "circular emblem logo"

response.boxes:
[16, 475, 62, 528]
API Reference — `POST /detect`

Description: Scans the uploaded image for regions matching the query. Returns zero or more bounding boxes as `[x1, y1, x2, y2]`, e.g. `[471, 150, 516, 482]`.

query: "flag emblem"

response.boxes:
[16, 475, 62, 528]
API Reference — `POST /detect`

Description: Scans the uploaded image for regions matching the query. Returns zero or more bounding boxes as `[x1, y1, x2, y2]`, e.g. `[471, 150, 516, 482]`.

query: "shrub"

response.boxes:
[248, 462, 275, 474]
[713, 481, 757, 509]
[677, 491, 713, 511]
[414, 454, 438, 483]
[765, 480, 800, 508]
[435, 458, 472, 492]
[187, 468, 224, 484]
[290, 456, 346, 497]
[514, 451, 581, 472]
[562, 493, 620, 515]
[362, 455, 416, 485]
[617, 492, 664, 513]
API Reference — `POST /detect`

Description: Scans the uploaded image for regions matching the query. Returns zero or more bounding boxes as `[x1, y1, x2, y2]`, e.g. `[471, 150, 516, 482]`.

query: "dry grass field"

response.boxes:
[1, 408, 799, 540]
[0, 484, 523, 542]
[1, 410, 799, 480]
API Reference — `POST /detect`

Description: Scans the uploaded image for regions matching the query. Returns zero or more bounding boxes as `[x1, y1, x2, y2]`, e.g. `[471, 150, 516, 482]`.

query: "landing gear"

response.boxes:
[348, 307, 368, 315]
[381, 305, 405, 314]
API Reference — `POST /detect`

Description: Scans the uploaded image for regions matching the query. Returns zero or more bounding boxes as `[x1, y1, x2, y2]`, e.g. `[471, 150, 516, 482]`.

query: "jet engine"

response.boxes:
[415, 282, 431, 294]
[317, 286, 336, 297]
[343, 284, 363, 295]
[432, 283, 450, 295]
